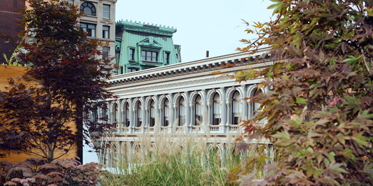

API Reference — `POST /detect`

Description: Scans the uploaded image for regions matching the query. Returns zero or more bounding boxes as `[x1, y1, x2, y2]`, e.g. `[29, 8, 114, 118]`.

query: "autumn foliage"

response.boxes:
[233, 0, 373, 185]
[0, 158, 101, 186]
[0, 0, 114, 162]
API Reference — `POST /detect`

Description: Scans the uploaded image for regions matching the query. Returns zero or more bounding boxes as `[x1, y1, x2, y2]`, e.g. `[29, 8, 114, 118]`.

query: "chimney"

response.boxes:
[206, 50, 209, 58]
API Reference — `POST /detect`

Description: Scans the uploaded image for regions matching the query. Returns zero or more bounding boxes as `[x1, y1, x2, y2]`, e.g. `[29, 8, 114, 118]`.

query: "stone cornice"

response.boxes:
[108, 47, 277, 86]
[116, 20, 177, 37]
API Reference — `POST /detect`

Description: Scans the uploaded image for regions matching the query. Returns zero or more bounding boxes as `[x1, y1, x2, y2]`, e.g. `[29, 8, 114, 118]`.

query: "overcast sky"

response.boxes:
[115, 0, 274, 62]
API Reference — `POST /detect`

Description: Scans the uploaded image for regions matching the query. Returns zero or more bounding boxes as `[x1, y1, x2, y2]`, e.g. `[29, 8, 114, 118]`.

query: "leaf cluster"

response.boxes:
[233, 0, 373, 185]
[0, 0, 115, 162]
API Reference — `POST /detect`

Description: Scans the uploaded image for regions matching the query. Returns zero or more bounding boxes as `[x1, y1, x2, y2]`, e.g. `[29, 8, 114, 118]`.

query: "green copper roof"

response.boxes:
[116, 19, 177, 37]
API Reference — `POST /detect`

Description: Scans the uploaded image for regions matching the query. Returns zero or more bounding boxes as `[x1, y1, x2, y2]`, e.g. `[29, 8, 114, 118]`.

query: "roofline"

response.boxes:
[108, 47, 272, 84]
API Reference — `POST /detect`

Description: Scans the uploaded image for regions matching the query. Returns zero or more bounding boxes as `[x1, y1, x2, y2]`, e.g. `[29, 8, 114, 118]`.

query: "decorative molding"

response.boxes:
[115, 76, 231, 95]
[108, 47, 276, 85]
[116, 19, 176, 37]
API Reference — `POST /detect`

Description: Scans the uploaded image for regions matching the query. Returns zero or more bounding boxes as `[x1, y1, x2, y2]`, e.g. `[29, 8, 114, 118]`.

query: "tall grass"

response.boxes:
[98, 116, 273, 185]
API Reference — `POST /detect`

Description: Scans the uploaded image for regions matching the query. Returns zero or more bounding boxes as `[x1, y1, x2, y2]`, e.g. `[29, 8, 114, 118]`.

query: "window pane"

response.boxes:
[152, 52, 157, 61]
[137, 106, 142, 127]
[103, 26, 109, 39]
[84, 7, 92, 15]
[103, 5, 110, 18]
[80, 2, 96, 16]
[142, 51, 146, 60]
[80, 23, 86, 31]
[126, 106, 130, 127]
[214, 102, 219, 115]
[165, 52, 170, 64]
[165, 107, 169, 117]
[88, 24, 95, 37]
[129, 49, 134, 60]
[233, 101, 239, 114]
[147, 51, 151, 61]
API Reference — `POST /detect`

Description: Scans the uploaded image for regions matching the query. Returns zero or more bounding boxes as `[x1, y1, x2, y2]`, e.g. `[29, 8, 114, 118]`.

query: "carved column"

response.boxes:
[108, 102, 112, 125]
[206, 99, 211, 126]
[184, 91, 190, 127]
[201, 89, 207, 126]
[145, 102, 149, 133]
[155, 95, 160, 129]
[241, 85, 248, 121]
[220, 87, 226, 133]
[169, 93, 174, 128]
[116, 100, 121, 133]
[141, 97, 146, 133]
[130, 98, 135, 133]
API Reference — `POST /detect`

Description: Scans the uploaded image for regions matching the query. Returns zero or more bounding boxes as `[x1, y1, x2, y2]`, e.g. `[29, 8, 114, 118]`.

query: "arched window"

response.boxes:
[195, 95, 202, 125]
[164, 99, 170, 126]
[92, 106, 98, 122]
[102, 104, 108, 122]
[136, 102, 142, 127]
[232, 91, 240, 125]
[113, 103, 118, 125]
[149, 100, 155, 127]
[251, 88, 263, 117]
[178, 97, 185, 126]
[125, 103, 130, 127]
[212, 93, 221, 125]
[80, 2, 96, 16]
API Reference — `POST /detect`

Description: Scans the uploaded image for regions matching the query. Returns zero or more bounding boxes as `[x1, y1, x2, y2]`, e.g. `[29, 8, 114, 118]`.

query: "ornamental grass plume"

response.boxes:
[99, 112, 274, 185]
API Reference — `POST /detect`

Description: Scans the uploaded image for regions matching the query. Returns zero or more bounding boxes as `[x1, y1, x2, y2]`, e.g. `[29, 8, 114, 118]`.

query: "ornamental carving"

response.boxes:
[115, 76, 231, 95]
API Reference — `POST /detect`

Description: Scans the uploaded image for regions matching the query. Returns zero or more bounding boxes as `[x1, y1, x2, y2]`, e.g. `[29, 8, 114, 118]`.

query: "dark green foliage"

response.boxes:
[233, 0, 373, 185]
[0, 0, 114, 162]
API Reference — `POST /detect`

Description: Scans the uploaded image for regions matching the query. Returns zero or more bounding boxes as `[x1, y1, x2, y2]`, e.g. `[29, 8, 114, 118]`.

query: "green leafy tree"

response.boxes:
[232, 0, 373, 185]
[0, 0, 114, 162]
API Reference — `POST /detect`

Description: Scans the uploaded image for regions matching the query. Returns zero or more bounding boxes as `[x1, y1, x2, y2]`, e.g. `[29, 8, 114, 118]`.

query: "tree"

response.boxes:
[0, 0, 114, 162]
[232, 0, 373, 185]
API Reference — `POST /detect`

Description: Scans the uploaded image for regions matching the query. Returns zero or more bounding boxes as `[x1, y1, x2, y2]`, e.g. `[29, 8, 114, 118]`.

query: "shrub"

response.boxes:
[233, 0, 373, 185]
[0, 158, 101, 186]
[98, 118, 273, 186]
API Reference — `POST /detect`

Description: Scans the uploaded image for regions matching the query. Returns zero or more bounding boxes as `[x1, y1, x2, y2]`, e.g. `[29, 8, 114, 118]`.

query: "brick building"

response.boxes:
[0, 0, 25, 64]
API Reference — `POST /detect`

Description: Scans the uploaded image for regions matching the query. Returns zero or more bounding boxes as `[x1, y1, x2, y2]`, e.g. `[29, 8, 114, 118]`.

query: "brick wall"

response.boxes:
[0, 0, 25, 64]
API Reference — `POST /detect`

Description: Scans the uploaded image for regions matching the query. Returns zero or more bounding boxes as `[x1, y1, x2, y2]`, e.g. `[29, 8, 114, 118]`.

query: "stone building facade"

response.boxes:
[115, 20, 181, 74]
[93, 47, 283, 164]
[74, 0, 117, 60]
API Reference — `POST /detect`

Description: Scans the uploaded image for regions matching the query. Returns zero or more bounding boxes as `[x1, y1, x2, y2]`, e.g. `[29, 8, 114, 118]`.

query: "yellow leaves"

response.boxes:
[252, 21, 266, 29]
[221, 63, 235, 69]
[367, 7, 373, 16]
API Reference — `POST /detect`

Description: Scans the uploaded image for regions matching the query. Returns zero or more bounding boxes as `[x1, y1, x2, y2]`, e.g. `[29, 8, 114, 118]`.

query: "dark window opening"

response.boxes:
[142, 51, 158, 61]
[150, 100, 155, 127]
[80, 2, 96, 16]
[80, 23, 96, 37]
[129, 48, 135, 60]
[103, 26, 109, 39]
[232, 91, 240, 125]
[165, 52, 170, 64]
[195, 95, 202, 125]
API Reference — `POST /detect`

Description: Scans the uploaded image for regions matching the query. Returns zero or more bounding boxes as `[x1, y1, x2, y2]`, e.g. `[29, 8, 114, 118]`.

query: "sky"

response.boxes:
[115, 0, 274, 62]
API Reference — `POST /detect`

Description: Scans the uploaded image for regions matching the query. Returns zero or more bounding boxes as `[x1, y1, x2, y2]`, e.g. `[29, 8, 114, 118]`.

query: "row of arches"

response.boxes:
[92, 85, 265, 132]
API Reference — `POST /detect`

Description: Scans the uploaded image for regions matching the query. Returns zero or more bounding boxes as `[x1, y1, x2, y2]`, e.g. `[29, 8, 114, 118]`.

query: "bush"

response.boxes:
[234, 0, 373, 185]
[0, 158, 101, 186]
